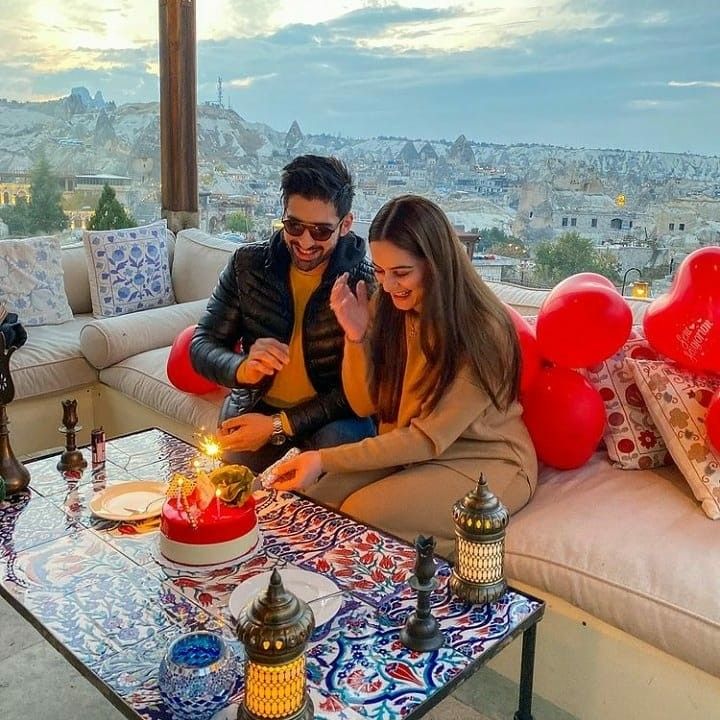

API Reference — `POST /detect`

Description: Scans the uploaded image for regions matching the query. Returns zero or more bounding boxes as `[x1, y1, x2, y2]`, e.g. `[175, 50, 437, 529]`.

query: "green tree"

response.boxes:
[27, 153, 68, 233]
[476, 227, 528, 259]
[534, 232, 621, 285]
[226, 210, 254, 233]
[0, 196, 32, 236]
[0, 155, 69, 235]
[87, 184, 136, 230]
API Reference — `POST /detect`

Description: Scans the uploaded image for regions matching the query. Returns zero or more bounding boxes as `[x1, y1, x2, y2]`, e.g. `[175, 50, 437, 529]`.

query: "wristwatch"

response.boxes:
[269, 413, 287, 446]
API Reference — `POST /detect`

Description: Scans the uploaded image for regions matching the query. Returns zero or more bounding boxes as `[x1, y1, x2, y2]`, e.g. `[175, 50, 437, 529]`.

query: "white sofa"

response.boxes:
[486, 282, 720, 720]
[6, 236, 720, 720]
[8, 229, 236, 455]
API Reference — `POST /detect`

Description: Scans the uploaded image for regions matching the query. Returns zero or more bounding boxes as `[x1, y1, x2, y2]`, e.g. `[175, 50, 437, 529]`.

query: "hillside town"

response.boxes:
[1, 87, 719, 293]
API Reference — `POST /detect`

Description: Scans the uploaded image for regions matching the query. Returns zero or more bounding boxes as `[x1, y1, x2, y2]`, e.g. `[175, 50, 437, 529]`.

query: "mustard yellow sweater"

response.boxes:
[318, 314, 538, 486]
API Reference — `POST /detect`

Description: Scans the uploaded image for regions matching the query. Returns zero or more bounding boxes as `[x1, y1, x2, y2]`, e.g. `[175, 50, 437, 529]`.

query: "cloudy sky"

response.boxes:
[1, 1, 719, 155]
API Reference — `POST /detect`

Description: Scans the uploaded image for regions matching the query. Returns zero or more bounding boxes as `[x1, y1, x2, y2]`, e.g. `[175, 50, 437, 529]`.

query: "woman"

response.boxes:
[272, 194, 537, 557]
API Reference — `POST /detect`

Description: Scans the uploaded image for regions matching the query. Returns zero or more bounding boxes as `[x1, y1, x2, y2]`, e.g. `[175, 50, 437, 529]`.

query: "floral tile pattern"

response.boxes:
[2, 429, 544, 720]
[307, 601, 468, 719]
[162, 551, 283, 628]
[23, 448, 93, 497]
[300, 527, 420, 606]
[258, 493, 365, 562]
[0, 491, 79, 556]
[3, 529, 137, 601]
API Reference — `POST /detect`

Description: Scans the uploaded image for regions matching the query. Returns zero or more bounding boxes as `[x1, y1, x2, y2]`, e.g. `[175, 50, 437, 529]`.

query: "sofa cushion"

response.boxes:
[506, 452, 720, 678]
[80, 300, 207, 370]
[9, 315, 98, 400]
[629, 359, 720, 520]
[83, 220, 176, 318]
[0, 236, 73, 326]
[171, 229, 236, 303]
[99, 346, 228, 431]
[585, 327, 671, 470]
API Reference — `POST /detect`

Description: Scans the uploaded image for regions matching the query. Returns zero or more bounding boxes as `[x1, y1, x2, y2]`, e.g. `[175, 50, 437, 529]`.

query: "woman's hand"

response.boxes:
[218, 413, 273, 451]
[270, 451, 323, 492]
[330, 272, 369, 343]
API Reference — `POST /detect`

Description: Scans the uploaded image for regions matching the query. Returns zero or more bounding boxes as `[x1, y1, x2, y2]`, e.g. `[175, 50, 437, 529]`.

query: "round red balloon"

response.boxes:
[643, 247, 720, 373]
[504, 304, 542, 396]
[522, 366, 606, 470]
[708, 390, 720, 453]
[536, 273, 632, 369]
[167, 325, 218, 394]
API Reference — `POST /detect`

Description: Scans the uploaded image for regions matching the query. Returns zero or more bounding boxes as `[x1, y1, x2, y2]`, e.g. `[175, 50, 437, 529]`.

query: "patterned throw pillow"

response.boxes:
[629, 359, 720, 520]
[585, 327, 671, 470]
[0, 235, 73, 326]
[83, 220, 175, 318]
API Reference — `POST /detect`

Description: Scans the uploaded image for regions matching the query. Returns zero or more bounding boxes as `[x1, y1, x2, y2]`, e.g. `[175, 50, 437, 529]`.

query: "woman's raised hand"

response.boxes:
[330, 272, 369, 342]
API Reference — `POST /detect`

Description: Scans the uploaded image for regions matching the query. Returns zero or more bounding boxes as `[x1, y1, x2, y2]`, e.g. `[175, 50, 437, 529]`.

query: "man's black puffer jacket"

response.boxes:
[190, 229, 376, 437]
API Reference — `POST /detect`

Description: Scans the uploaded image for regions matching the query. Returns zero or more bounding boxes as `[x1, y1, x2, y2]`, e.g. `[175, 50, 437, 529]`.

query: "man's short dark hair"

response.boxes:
[281, 155, 354, 219]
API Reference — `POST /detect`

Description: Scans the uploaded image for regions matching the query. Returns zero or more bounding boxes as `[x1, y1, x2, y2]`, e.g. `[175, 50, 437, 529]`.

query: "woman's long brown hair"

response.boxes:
[368, 194, 521, 423]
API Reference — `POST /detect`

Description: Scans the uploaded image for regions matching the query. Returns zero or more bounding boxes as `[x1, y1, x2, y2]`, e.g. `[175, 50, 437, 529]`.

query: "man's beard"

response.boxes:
[287, 241, 332, 271]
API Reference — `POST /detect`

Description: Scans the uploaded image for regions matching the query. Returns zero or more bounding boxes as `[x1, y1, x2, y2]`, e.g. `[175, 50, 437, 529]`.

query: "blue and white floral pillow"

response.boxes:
[83, 220, 176, 318]
[0, 236, 73, 326]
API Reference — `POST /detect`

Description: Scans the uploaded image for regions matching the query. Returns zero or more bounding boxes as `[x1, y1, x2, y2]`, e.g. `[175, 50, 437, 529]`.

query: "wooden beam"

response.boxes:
[158, 0, 199, 231]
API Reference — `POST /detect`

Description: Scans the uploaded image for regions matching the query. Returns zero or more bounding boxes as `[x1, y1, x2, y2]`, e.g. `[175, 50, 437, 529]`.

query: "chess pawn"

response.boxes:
[399, 535, 444, 652]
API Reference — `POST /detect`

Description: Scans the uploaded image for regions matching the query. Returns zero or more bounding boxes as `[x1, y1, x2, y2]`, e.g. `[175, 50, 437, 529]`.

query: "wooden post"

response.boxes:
[158, 0, 199, 231]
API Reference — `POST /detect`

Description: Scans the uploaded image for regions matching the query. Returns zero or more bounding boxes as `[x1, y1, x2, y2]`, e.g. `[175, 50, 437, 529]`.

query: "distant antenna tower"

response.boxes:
[217, 76, 223, 108]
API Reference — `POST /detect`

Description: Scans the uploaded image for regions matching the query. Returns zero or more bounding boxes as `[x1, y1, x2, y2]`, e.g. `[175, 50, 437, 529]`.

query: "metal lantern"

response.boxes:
[449, 473, 509, 605]
[236, 569, 315, 720]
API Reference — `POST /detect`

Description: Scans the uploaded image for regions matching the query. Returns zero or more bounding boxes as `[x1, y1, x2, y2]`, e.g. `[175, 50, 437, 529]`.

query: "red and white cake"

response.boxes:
[159, 466, 259, 566]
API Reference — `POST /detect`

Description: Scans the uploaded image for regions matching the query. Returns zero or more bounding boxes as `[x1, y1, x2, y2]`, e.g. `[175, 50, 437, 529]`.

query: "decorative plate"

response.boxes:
[228, 568, 342, 626]
[89, 480, 167, 521]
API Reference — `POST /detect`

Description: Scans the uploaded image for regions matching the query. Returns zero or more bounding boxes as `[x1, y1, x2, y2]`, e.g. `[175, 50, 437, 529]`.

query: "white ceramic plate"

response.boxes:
[229, 568, 342, 626]
[89, 481, 167, 521]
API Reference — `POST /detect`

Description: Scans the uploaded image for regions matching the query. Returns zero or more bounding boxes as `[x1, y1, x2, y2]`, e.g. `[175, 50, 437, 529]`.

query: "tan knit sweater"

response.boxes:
[319, 314, 538, 485]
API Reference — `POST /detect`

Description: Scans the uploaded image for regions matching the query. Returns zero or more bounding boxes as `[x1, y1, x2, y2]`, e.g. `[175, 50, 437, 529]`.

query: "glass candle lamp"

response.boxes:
[449, 473, 509, 605]
[236, 569, 315, 720]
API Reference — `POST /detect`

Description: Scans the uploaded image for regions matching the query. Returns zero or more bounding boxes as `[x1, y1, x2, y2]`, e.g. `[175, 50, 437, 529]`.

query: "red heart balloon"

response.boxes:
[536, 273, 632, 368]
[167, 325, 219, 394]
[522, 366, 606, 469]
[504, 304, 542, 396]
[708, 390, 720, 453]
[643, 247, 720, 373]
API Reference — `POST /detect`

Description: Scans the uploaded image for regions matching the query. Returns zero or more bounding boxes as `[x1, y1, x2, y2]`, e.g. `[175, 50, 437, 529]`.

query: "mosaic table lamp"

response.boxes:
[449, 473, 509, 605]
[236, 569, 315, 720]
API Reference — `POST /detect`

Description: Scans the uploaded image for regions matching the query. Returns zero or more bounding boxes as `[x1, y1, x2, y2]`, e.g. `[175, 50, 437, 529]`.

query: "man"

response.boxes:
[190, 154, 376, 472]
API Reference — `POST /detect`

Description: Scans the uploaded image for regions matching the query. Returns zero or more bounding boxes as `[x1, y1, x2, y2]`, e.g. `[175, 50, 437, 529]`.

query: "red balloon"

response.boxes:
[504, 304, 542, 396]
[522, 366, 606, 470]
[708, 390, 720, 453]
[643, 247, 720, 373]
[536, 272, 632, 368]
[167, 325, 218, 394]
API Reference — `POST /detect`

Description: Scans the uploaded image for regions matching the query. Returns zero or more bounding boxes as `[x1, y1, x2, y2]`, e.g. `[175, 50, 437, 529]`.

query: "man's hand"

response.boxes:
[330, 273, 369, 343]
[270, 451, 323, 492]
[219, 413, 274, 452]
[236, 338, 290, 384]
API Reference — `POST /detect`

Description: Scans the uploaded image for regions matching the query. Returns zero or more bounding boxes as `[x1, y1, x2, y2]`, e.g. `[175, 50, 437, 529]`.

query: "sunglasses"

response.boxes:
[281, 216, 343, 242]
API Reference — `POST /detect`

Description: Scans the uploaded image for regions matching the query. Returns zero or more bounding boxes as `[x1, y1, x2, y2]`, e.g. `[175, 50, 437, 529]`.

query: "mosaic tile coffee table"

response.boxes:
[0, 428, 544, 720]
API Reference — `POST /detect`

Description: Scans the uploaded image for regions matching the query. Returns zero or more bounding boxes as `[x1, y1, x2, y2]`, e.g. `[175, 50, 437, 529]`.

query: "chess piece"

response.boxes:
[57, 399, 87, 473]
[399, 534, 444, 652]
[0, 332, 30, 495]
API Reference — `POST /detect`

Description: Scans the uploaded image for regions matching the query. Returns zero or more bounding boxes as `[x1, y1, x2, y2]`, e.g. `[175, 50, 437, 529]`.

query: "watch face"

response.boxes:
[270, 433, 287, 446]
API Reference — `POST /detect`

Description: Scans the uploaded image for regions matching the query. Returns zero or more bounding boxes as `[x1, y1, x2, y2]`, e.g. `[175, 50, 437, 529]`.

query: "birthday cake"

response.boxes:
[159, 465, 259, 566]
